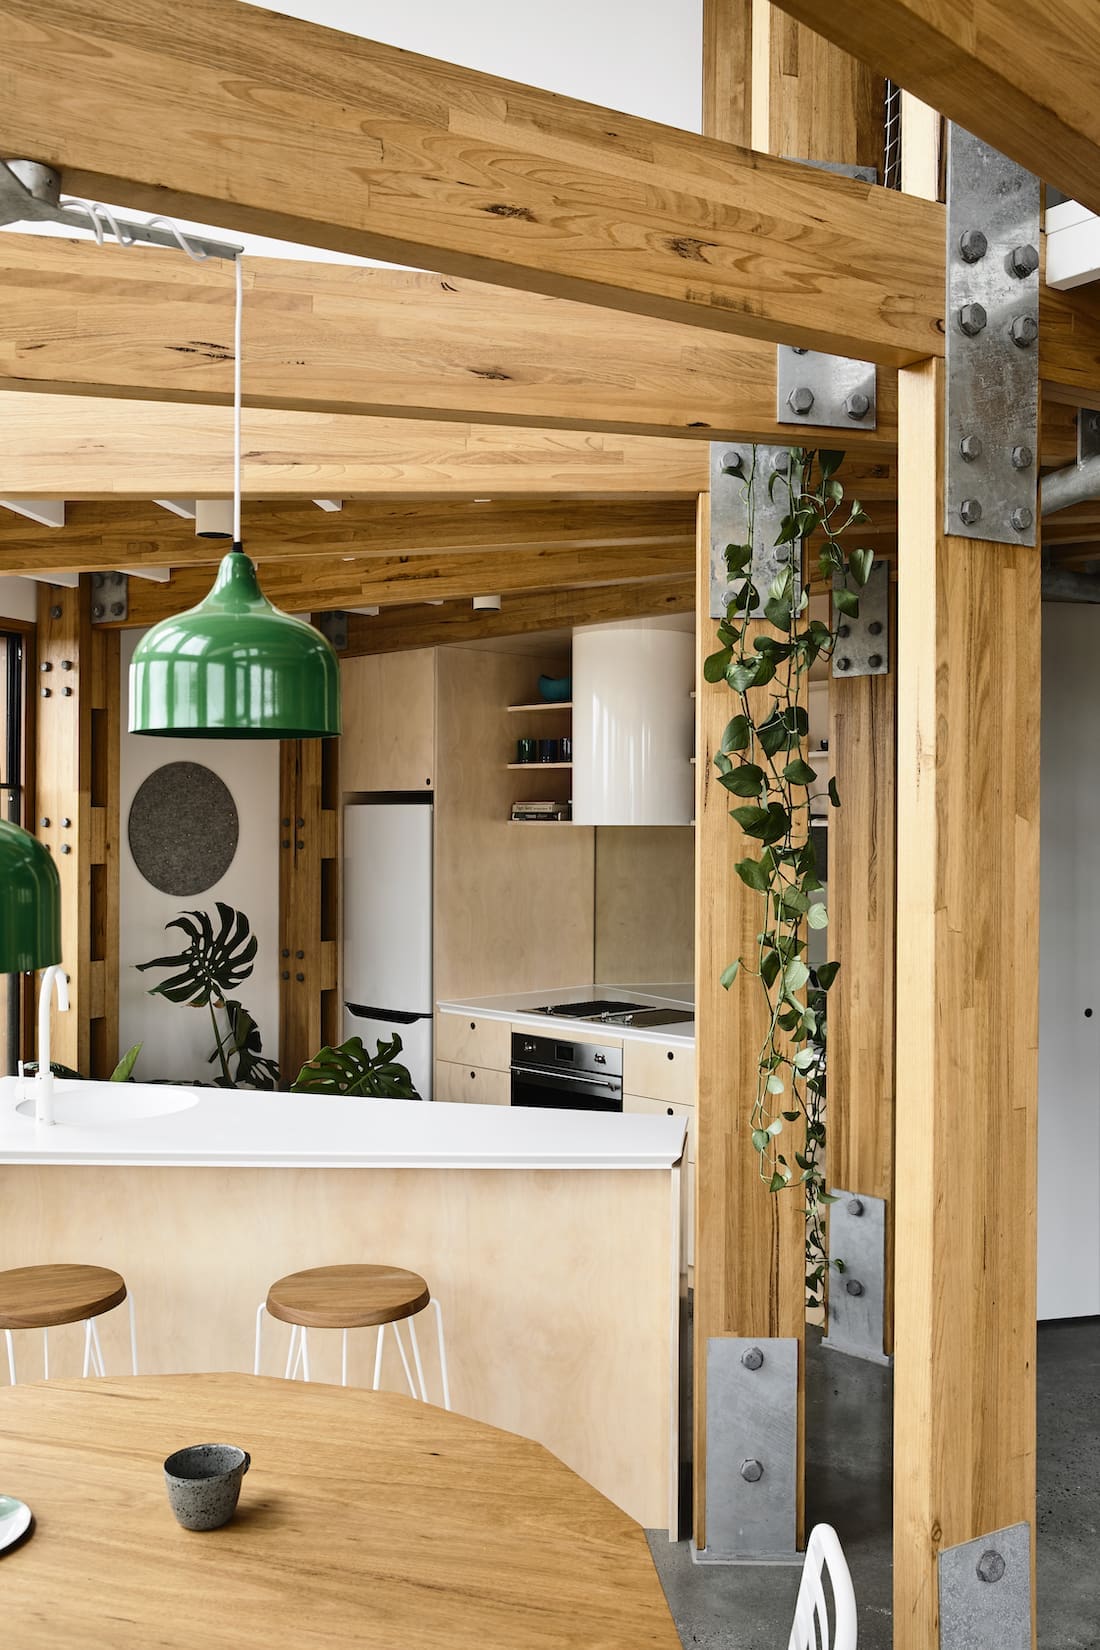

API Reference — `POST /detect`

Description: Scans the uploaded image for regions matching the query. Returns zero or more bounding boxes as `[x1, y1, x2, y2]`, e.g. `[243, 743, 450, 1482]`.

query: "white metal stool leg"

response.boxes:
[254, 1303, 266, 1376]
[391, 1319, 418, 1398]
[89, 1317, 106, 1377]
[372, 1324, 385, 1389]
[5, 1328, 16, 1385]
[82, 1319, 93, 1378]
[284, 1323, 300, 1379]
[127, 1293, 139, 1375]
[407, 1316, 428, 1403]
[300, 1326, 311, 1382]
[432, 1299, 452, 1411]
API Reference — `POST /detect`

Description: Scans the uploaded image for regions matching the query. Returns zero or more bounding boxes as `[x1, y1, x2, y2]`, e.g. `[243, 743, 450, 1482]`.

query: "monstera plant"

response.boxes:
[291, 1033, 420, 1099]
[137, 902, 280, 1089]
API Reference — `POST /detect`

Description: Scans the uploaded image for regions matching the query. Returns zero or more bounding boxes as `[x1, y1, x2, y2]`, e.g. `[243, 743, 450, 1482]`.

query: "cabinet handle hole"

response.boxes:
[667, 1051, 675, 1061]
[470, 1021, 476, 1030]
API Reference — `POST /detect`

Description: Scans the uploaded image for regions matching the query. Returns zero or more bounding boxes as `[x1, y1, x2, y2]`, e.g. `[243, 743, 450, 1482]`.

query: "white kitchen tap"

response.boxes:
[36, 964, 69, 1126]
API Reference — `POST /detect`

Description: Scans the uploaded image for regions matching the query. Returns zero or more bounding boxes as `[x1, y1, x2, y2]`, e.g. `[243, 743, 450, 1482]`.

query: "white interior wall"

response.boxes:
[117, 631, 280, 1084]
[0, 577, 38, 623]
[1038, 603, 1100, 1318]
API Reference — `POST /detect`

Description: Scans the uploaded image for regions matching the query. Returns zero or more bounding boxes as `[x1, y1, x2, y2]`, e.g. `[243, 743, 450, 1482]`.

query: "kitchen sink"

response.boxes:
[15, 1085, 201, 1128]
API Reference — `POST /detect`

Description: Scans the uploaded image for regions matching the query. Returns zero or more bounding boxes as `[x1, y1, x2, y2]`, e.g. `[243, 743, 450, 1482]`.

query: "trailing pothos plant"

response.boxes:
[703, 448, 873, 1308]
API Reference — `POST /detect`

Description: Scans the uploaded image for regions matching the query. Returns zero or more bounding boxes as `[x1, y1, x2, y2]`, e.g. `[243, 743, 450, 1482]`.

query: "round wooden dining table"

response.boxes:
[0, 1372, 680, 1648]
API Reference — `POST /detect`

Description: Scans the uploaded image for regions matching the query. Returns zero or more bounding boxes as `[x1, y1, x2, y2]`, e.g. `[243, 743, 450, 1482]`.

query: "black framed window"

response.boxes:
[0, 630, 27, 1074]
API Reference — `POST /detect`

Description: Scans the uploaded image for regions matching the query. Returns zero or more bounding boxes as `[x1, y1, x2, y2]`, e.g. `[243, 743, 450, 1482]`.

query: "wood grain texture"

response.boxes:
[751, 2, 884, 168]
[278, 737, 339, 1082]
[433, 1063, 511, 1106]
[0, 393, 708, 501]
[344, 582, 696, 655]
[34, 583, 118, 1078]
[0, 1372, 680, 1650]
[340, 650, 437, 794]
[0, 0, 946, 365]
[692, 495, 806, 1549]
[766, 0, 1100, 217]
[434, 1015, 512, 1073]
[433, 647, 594, 1001]
[0, 498, 699, 578]
[0, 1162, 677, 1529]
[0, 233, 900, 455]
[265, 1263, 430, 1328]
[893, 356, 1039, 1649]
[593, 827, 695, 985]
[0, 1262, 126, 1329]
[703, 0, 753, 148]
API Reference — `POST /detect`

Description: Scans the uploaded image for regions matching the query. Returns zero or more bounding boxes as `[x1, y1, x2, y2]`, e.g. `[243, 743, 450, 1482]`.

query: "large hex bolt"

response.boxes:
[787, 386, 815, 416]
[845, 1279, 865, 1297]
[959, 434, 983, 462]
[847, 1198, 865, 1216]
[1011, 445, 1034, 470]
[1011, 506, 1034, 533]
[845, 391, 871, 420]
[739, 1459, 764, 1483]
[959, 498, 983, 526]
[741, 1346, 765, 1371]
[1010, 314, 1039, 348]
[723, 449, 744, 475]
[976, 1551, 1006, 1584]
[958, 302, 987, 337]
[1008, 243, 1039, 278]
[959, 228, 988, 263]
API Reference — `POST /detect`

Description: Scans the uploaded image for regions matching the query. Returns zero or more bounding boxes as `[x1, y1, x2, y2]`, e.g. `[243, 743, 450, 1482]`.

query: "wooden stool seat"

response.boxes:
[265, 1265, 431, 1331]
[0, 1264, 128, 1331]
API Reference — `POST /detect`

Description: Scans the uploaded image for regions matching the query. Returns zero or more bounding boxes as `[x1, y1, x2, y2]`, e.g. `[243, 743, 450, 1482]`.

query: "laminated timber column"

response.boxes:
[278, 737, 340, 1082]
[35, 582, 119, 1077]
[894, 357, 1039, 1650]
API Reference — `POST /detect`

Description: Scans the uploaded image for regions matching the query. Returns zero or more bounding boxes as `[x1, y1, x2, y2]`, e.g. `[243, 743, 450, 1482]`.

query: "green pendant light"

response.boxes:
[128, 256, 340, 740]
[0, 819, 61, 974]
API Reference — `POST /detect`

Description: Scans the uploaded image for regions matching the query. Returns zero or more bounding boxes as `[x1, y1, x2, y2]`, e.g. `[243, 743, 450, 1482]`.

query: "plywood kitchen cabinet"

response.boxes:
[435, 1013, 512, 1072]
[626, 1093, 694, 1269]
[622, 1040, 695, 1107]
[341, 649, 436, 793]
[434, 1061, 511, 1105]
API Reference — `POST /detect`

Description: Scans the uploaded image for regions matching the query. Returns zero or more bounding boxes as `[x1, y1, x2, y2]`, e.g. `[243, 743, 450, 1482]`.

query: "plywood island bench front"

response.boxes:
[0, 1081, 686, 1532]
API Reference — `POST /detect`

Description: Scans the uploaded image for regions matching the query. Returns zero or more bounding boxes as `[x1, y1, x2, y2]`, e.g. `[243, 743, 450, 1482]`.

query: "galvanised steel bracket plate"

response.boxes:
[709, 444, 802, 621]
[939, 1521, 1031, 1650]
[694, 1336, 800, 1564]
[776, 160, 878, 433]
[777, 346, 877, 432]
[832, 560, 889, 679]
[314, 610, 348, 650]
[821, 1189, 892, 1366]
[945, 125, 1040, 545]
[0, 158, 242, 261]
[90, 571, 128, 625]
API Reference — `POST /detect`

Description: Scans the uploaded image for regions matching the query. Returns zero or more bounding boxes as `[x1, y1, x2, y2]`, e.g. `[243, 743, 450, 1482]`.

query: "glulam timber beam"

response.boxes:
[343, 579, 695, 655]
[0, 235, 900, 457]
[767, 0, 1100, 217]
[0, 0, 945, 365]
[0, 498, 698, 578]
[0, 395, 708, 500]
[94, 542, 696, 628]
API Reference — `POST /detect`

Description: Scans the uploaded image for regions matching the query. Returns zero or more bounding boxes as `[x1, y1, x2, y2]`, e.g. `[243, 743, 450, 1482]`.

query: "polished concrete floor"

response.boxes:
[648, 1319, 1098, 1649]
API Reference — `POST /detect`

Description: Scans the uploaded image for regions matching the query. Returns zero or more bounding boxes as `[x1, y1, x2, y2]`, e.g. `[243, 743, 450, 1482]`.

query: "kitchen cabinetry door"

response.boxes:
[342, 650, 436, 793]
[622, 1041, 695, 1107]
[1039, 605, 1100, 1319]
[435, 1013, 512, 1072]
[435, 1061, 511, 1106]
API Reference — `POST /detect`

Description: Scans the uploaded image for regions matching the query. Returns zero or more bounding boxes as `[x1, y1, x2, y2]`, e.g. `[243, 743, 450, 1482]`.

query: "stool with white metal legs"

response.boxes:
[0, 1264, 138, 1384]
[253, 1264, 450, 1409]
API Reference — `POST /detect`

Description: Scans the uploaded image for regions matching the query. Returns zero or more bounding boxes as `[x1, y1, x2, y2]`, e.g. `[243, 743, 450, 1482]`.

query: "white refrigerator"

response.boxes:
[342, 800, 434, 1100]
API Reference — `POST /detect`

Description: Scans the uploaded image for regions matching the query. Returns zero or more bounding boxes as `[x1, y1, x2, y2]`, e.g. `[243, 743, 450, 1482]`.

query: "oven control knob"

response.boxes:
[523, 1040, 536, 1053]
[594, 1053, 606, 1064]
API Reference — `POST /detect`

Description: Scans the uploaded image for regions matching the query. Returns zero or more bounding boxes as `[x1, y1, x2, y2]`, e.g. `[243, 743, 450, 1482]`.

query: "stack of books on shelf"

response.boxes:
[511, 800, 572, 823]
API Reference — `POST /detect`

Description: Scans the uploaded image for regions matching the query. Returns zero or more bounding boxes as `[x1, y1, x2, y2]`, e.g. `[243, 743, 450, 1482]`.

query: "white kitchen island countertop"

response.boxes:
[437, 981, 696, 1045]
[0, 1077, 687, 1170]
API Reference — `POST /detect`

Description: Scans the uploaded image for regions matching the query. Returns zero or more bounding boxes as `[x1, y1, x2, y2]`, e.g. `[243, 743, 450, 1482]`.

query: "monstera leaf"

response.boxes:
[210, 1000, 280, 1091]
[137, 902, 258, 1006]
[291, 1033, 420, 1100]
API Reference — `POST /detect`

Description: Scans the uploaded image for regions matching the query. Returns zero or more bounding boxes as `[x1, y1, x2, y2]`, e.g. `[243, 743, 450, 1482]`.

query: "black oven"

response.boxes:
[510, 1032, 623, 1112]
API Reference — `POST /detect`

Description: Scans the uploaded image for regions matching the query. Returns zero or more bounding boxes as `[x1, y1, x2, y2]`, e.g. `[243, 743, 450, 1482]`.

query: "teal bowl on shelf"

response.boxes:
[538, 674, 572, 702]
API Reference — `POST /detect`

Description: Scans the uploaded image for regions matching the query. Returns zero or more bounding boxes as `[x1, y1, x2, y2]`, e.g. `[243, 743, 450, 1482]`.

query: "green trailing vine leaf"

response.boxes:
[704, 447, 874, 1308]
[291, 1033, 420, 1099]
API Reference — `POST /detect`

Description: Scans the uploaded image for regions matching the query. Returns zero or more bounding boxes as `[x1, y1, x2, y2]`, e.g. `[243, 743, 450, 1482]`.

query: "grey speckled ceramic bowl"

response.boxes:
[163, 1443, 250, 1531]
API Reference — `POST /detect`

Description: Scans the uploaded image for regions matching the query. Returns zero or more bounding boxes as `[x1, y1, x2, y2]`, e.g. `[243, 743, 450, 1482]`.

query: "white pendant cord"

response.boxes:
[233, 253, 243, 543]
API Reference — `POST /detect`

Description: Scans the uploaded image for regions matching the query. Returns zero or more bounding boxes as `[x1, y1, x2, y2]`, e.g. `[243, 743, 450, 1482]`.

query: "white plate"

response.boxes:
[0, 1495, 31, 1553]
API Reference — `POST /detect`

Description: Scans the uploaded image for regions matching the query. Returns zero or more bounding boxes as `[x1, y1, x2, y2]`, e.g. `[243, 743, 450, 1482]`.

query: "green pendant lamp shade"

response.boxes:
[0, 819, 61, 973]
[129, 547, 341, 739]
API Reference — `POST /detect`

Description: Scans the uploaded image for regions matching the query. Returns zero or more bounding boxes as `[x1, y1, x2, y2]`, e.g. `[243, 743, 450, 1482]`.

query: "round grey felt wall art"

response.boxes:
[128, 762, 240, 896]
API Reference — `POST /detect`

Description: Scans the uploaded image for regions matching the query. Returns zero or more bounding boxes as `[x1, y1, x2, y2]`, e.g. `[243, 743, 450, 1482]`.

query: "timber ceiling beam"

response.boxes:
[94, 540, 696, 628]
[0, 498, 698, 578]
[765, 0, 1100, 217]
[0, 0, 944, 365]
[343, 578, 695, 655]
[0, 394, 708, 500]
[0, 235, 901, 456]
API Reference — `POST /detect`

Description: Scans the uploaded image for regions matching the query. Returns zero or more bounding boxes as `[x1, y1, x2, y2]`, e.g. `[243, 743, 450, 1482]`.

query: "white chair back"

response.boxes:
[787, 1523, 857, 1650]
